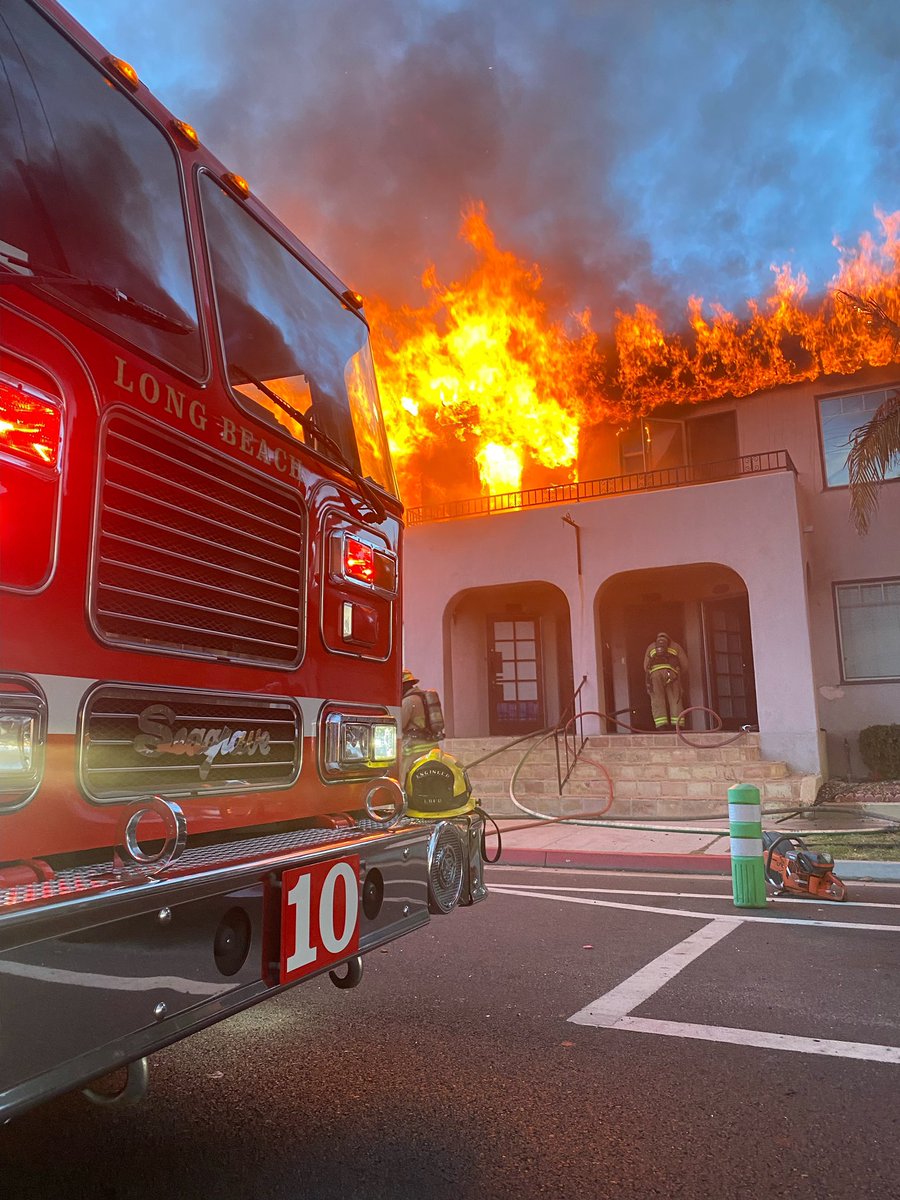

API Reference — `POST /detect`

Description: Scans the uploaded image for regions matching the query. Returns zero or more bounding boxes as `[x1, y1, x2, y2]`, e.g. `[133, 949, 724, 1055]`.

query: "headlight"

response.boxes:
[370, 723, 397, 763]
[322, 711, 398, 778]
[0, 681, 46, 808]
[340, 722, 370, 763]
[0, 713, 35, 774]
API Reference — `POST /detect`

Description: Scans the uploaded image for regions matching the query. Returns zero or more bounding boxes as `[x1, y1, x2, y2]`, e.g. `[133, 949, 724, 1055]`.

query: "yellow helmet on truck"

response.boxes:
[404, 748, 475, 819]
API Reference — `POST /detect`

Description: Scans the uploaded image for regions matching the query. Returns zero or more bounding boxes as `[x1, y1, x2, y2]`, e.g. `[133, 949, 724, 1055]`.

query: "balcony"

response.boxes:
[405, 450, 797, 526]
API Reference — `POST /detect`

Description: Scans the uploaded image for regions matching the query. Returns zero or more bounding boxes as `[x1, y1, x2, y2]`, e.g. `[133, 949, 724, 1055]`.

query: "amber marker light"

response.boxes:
[341, 289, 364, 310]
[103, 55, 140, 90]
[171, 119, 199, 148]
[223, 171, 250, 199]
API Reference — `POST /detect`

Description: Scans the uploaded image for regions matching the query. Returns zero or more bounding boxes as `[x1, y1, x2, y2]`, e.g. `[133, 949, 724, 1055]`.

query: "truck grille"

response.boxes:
[92, 411, 305, 666]
[79, 685, 302, 802]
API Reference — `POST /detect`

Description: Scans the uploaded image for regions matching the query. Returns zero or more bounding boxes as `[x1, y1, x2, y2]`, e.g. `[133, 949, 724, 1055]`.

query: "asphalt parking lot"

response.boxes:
[491, 866, 900, 1064]
[3, 865, 898, 1199]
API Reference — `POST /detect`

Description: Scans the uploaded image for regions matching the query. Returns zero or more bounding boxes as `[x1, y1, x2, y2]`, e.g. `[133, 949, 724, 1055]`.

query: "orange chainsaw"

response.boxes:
[762, 831, 847, 901]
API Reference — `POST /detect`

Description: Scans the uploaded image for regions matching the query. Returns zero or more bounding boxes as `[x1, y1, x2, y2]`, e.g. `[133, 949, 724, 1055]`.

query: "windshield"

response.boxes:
[0, 0, 203, 376]
[199, 174, 397, 497]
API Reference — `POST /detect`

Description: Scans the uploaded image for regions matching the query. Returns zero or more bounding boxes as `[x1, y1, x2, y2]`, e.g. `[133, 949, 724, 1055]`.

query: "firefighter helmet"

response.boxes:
[404, 748, 475, 819]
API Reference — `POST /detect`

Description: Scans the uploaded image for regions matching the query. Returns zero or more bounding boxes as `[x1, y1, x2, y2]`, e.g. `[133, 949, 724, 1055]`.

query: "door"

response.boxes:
[702, 596, 757, 730]
[623, 602, 685, 731]
[687, 411, 739, 476]
[487, 615, 544, 736]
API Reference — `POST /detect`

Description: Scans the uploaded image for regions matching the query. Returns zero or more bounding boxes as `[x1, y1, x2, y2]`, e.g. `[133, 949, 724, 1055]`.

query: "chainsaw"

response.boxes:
[762, 831, 847, 901]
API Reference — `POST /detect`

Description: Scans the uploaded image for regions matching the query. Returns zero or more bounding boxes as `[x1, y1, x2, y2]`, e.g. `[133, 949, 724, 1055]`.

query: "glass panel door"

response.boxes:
[702, 596, 757, 730]
[487, 615, 544, 736]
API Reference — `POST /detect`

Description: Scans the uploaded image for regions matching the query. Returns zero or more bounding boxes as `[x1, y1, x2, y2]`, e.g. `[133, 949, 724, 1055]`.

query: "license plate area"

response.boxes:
[280, 855, 361, 984]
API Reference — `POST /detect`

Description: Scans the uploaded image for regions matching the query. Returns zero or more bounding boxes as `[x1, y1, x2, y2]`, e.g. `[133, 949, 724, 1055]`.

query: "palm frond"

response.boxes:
[846, 391, 900, 533]
[836, 290, 900, 343]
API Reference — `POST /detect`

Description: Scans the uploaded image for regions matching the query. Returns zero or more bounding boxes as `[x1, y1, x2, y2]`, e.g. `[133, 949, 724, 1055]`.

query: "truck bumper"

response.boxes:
[0, 815, 486, 1120]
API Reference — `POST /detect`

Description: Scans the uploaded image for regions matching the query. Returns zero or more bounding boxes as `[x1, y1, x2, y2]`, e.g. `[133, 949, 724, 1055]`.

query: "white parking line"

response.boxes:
[610, 1017, 900, 1063]
[489, 884, 900, 932]
[568, 920, 740, 1027]
[494, 882, 900, 1064]
[566, 917, 900, 1065]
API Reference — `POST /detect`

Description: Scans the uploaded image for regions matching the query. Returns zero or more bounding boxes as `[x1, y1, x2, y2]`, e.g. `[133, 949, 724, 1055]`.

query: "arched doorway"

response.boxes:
[596, 564, 757, 732]
[443, 582, 574, 738]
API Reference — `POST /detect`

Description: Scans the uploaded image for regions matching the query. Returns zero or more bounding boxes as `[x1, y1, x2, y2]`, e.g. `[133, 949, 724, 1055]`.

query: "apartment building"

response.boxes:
[402, 365, 900, 781]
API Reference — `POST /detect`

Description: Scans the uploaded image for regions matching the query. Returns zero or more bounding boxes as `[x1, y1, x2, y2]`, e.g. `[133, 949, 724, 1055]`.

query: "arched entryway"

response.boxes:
[442, 582, 574, 738]
[595, 563, 757, 732]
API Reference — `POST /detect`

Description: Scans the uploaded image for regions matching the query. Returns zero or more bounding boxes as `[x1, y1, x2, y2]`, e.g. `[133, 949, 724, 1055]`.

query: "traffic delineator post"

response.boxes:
[728, 782, 767, 908]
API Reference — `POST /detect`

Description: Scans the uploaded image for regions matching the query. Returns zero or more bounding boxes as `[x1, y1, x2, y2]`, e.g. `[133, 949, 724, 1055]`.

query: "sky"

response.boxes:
[64, 0, 900, 332]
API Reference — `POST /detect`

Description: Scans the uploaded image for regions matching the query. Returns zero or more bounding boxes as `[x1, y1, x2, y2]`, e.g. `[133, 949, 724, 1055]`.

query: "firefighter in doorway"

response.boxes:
[643, 632, 688, 729]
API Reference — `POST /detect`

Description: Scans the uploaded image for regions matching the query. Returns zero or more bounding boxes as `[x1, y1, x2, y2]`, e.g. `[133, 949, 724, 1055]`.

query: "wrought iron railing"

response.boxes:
[555, 674, 589, 791]
[406, 450, 796, 526]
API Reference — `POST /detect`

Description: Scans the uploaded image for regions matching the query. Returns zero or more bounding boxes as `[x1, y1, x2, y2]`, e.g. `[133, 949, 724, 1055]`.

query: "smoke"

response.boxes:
[66, 0, 900, 329]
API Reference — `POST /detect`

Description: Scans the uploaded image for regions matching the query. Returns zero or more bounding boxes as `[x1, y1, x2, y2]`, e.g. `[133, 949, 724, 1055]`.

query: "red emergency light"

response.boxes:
[0, 380, 62, 470]
[343, 535, 375, 585]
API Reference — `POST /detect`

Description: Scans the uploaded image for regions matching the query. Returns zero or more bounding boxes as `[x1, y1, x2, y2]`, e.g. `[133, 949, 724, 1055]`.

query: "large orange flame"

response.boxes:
[369, 205, 900, 507]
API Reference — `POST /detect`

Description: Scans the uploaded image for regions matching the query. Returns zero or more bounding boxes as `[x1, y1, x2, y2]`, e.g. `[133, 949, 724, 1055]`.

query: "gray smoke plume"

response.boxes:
[67, 0, 900, 328]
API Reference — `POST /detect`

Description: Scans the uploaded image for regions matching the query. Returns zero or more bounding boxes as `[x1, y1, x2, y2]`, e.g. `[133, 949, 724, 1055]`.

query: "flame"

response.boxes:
[368, 202, 589, 506]
[369, 205, 900, 507]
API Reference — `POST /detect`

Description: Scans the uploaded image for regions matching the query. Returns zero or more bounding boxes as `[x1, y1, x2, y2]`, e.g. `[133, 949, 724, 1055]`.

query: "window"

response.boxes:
[200, 174, 397, 496]
[835, 580, 900, 681]
[0, 0, 203, 377]
[617, 419, 684, 474]
[818, 388, 900, 488]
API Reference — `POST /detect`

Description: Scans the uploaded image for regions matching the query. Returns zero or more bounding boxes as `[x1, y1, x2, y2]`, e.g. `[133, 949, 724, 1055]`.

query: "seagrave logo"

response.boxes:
[133, 703, 272, 780]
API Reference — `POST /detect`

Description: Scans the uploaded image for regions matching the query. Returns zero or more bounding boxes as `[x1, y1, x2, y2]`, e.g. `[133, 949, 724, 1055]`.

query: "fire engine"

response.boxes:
[0, 0, 486, 1119]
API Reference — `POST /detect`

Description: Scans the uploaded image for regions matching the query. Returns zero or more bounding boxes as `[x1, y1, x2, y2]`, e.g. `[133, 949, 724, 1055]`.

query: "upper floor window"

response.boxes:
[834, 579, 900, 682]
[617, 410, 738, 475]
[818, 388, 900, 488]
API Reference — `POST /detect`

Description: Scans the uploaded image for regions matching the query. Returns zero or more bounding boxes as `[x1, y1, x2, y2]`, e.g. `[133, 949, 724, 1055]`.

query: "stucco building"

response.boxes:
[402, 366, 900, 782]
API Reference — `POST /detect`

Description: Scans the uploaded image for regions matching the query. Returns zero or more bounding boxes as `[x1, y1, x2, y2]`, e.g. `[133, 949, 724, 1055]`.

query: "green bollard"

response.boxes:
[728, 782, 767, 908]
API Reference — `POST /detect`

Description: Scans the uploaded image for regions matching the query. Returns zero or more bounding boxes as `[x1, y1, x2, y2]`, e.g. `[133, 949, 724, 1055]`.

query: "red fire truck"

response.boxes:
[0, 0, 486, 1119]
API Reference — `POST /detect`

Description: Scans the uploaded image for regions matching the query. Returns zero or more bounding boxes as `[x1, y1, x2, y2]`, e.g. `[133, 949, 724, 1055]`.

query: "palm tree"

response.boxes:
[837, 291, 900, 534]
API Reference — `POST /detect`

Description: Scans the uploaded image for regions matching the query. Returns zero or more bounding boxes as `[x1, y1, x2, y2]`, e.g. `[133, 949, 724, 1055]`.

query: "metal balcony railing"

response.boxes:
[405, 449, 796, 526]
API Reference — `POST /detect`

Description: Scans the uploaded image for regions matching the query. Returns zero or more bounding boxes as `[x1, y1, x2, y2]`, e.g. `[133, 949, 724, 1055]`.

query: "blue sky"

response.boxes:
[64, 0, 900, 330]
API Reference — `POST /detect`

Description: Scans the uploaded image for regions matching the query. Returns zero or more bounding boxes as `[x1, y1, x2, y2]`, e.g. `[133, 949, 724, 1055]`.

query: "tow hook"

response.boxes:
[82, 1057, 150, 1108]
[329, 955, 363, 989]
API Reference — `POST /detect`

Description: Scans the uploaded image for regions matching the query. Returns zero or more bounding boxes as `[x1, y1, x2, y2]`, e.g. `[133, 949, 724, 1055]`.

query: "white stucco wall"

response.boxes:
[404, 468, 823, 773]
[726, 369, 900, 774]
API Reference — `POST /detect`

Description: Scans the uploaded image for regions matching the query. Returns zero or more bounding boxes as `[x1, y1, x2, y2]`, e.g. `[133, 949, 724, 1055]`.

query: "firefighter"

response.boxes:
[401, 669, 443, 777]
[643, 632, 688, 729]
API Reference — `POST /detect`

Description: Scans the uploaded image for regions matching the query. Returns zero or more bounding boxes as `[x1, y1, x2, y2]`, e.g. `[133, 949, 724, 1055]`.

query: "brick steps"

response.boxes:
[443, 733, 817, 820]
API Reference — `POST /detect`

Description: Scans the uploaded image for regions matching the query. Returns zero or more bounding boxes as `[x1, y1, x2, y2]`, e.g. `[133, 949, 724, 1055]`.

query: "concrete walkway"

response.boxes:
[484, 816, 900, 882]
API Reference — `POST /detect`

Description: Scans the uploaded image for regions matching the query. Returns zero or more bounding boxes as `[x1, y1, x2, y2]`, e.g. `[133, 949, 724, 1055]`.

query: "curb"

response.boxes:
[492, 849, 900, 881]
[834, 859, 900, 882]
[496, 848, 732, 874]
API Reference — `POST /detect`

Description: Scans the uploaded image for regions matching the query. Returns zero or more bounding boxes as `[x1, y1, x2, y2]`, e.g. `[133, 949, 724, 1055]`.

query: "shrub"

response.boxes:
[858, 725, 900, 780]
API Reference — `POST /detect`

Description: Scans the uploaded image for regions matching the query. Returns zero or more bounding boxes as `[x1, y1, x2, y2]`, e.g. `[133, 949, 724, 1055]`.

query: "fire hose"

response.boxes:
[456, 708, 900, 842]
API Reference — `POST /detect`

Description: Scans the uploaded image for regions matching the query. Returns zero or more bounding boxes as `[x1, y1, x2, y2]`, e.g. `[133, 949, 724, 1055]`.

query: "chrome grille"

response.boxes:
[79, 685, 302, 802]
[93, 412, 305, 666]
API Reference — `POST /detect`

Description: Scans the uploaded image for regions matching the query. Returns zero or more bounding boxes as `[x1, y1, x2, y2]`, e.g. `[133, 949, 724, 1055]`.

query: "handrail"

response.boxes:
[406, 450, 796, 526]
[555, 675, 589, 791]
